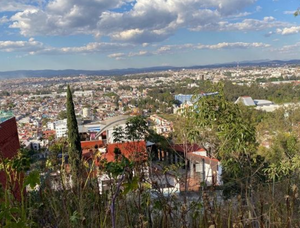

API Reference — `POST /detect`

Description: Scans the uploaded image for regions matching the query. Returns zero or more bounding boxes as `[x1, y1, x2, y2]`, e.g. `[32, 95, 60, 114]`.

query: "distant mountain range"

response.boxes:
[1, 59, 300, 79]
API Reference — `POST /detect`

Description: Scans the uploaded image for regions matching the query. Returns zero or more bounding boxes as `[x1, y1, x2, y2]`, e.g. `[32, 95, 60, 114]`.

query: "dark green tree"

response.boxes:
[57, 110, 67, 120]
[66, 85, 82, 182]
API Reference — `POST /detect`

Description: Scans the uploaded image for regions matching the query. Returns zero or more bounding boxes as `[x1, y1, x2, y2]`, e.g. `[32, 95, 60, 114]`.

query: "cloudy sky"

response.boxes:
[0, 0, 299, 71]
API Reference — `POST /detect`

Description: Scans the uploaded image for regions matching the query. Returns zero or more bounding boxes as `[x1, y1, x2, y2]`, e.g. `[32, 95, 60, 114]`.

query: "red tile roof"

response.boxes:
[104, 141, 147, 162]
[81, 140, 103, 149]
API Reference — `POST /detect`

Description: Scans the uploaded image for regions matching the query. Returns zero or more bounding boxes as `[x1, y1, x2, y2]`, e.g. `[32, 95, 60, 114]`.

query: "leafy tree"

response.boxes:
[112, 116, 149, 143]
[41, 117, 51, 126]
[48, 137, 68, 168]
[66, 85, 82, 183]
[0, 91, 10, 96]
[57, 110, 67, 120]
[186, 83, 263, 196]
[262, 132, 300, 180]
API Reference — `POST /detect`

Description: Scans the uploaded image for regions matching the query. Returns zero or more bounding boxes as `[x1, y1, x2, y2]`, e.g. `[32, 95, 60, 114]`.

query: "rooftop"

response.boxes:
[175, 92, 219, 105]
[0, 110, 14, 124]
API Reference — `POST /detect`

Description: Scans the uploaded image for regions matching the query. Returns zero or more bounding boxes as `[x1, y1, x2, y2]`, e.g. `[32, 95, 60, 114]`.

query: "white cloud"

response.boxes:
[3, 0, 294, 46]
[154, 44, 194, 54]
[264, 31, 274, 37]
[106, 40, 272, 61]
[256, 6, 262, 12]
[191, 17, 290, 32]
[108, 53, 125, 58]
[10, 0, 133, 36]
[0, 38, 44, 52]
[128, 51, 149, 57]
[0, 0, 38, 12]
[263, 16, 275, 22]
[37, 42, 134, 55]
[277, 26, 300, 35]
[108, 53, 126, 60]
[0, 38, 273, 58]
[115, 42, 271, 60]
[154, 42, 270, 53]
[272, 42, 300, 56]
[0, 16, 9, 24]
[197, 42, 270, 49]
[283, 11, 295, 15]
[112, 29, 144, 41]
[227, 11, 252, 19]
[0, 38, 134, 55]
[7, 0, 273, 43]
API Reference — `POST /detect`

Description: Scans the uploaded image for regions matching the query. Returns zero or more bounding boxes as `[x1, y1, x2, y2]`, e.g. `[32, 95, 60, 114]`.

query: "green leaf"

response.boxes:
[25, 170, 40, 189]
[123, 176, 139, 195]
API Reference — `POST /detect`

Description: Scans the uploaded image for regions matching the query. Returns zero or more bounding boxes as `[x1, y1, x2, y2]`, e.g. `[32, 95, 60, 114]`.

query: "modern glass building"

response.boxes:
[174, 92, 219, 105]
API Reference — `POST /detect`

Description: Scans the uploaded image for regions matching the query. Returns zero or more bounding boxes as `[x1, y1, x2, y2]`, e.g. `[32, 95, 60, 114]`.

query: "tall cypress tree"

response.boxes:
[66, 85, 82, 181]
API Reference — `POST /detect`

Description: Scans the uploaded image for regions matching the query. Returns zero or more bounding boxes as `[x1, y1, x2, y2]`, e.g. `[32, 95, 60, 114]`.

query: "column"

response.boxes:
[190, 160, 194, 177]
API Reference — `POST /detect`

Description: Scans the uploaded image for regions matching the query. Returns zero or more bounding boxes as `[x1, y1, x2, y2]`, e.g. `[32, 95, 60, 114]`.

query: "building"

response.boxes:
[79, 120, 105, 141]
[43, 130, 56, 139]
[74, 90, 94, 97]
[82, 115, 149, 163]
[149, 114, 173, 137]
[175, 92, 219, 105]
[235, 96, 274, 107]
[47, 122, 56, 130]
[171, 144, 222, 190]
[174, 92, 219, 114]
[25, 140, 42, 151]
[95, 115, 130, 144]
[186, 150, 222, 187]
[55, 119, 68, 138]
[0, 112, 20, 158]
[82, 107, 91, 118]
[0, 112, 21, 199]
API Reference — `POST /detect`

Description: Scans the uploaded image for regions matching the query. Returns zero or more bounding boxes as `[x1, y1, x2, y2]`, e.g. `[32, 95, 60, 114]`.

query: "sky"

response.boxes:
[0, 0, 300, 71]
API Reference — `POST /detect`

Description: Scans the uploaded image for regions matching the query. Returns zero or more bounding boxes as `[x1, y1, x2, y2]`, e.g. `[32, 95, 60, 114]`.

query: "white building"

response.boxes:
[235, 96, 273, 107]
[74, 90, 94, 97]
[83, 107, 91, 118]
[187, 149, 222, 187]
[55, 119, 68, 138]
[47, 122, 56, 130]
[95, 115, 130, 144]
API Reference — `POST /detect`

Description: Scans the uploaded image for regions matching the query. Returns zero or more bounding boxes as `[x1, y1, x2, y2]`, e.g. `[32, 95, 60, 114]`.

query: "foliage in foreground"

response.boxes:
[1, 155, 300, 228]
[2, 85, 300, 227]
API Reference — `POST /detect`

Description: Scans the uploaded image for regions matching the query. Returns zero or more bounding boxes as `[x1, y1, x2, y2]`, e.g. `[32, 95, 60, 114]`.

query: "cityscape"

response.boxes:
[1, 0, 300, 227]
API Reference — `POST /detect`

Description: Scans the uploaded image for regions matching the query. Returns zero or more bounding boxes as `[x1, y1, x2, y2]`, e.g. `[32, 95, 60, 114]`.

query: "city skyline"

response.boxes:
[0, 0, 300, 71]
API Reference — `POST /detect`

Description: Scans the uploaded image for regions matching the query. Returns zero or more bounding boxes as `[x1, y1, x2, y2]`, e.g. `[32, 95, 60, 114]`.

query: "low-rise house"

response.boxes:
[43, 130, 56, 139]
[149, 114, 173, 137]
[170, 144, 222, 191]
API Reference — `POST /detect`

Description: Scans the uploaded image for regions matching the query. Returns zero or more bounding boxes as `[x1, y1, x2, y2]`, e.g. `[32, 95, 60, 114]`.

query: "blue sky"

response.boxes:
[0, 0, 299, 71]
